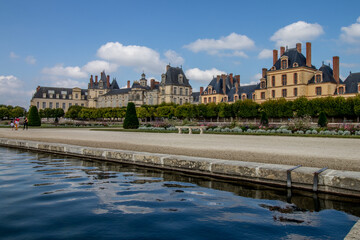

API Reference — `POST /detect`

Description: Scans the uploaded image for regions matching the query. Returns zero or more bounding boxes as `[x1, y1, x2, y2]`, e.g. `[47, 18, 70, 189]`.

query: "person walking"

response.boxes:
[15, 117, 19, 130]
[23, 117, 28, 130]
[10, 120, 14, 130]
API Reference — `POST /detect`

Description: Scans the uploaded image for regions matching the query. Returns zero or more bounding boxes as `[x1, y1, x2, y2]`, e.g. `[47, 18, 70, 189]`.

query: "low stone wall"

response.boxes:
[345, 220, 360, 240]
[1, 137, 360, 198]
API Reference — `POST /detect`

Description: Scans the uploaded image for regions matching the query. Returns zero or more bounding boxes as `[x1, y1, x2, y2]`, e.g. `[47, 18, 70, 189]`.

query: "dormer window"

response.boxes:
[242, 94, 247, 100]
[203, 91, 207, 95]
[293, 62, 299, 67]
[271, 66, 276, 71]
[338, 87, 344, 95]
[315, 74, 322, 83]
[42, 93, 46, 98]
[281, 60, 287, 69]
[260, 81, 266, 89]
[178, 74, 183, 84]
[213, 90, 216, 94]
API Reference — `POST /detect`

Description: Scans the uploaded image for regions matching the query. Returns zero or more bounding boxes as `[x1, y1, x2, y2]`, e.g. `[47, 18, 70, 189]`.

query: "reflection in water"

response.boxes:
[0, 147, 359, 240]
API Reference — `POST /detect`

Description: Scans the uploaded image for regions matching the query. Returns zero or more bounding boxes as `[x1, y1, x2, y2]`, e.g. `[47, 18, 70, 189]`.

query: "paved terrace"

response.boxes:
[0, 128, 359, 172]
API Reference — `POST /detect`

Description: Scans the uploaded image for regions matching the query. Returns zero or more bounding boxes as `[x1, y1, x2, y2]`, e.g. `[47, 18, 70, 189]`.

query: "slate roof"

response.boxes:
[32, 87, 88, 100]
[239, 84, 260, 99]
[102, 88, 131, 96]
[131, 82, 151, 90]
[272, 48, 316, 70]
[191, 92, 200, 103]
[307, 64, 342, 84]
[163, 67, 191, 87]
[88, 71, 120, 90]
[344, 72, 360, 94]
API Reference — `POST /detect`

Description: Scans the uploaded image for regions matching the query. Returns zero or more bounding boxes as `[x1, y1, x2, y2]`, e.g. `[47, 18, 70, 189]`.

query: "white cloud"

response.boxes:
[242, 80, 260, 86]
[52, 78, 87, 88]
[340, 17, 360, 43]
[97, 42, 166, 74]
[270, 21, 324, 47]
[25, 56, 36, 65]
[185, 68, 226, 82]
[258, 49, 273, 59]
[0, 75, 33, 108]
[42, 64, 88, 79]
[217, 51, 248, 58]
[82, 60, 118, 74]
[164, 50, 184, 65]
[10, 52, 19, 59]
[184, 33, 255, 56]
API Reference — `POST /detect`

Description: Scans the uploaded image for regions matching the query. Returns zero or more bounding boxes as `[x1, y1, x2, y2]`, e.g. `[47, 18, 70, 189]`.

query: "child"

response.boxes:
[10, 120, 14, 130]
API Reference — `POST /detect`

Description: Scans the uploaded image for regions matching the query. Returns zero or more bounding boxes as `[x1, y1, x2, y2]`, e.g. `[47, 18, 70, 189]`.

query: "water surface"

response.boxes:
[0, 147, 358, 240]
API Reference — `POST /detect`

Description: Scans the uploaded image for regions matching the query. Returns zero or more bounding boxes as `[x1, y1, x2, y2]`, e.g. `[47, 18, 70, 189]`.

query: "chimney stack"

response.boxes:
[36, 86, 41, 92]
[222, 74, 227, 95]
[262, 68, 267, 78]
[306, 42, 312, 67]
[280, 46, 285, 56]
[216, 75, 220, 83]
[273, 49, 278, 65]
[95, 75, 98, 83]
[90, 75, 94, 88]
[235, 75, 240, 85]
[166, 64, 170, 72]
[151, 79, 155, 90]
[200, 87, 204, 95]
[296, 43, 302, 53]
[229, 73, 233, 85]
[127, 80, 130, 88]
[107, 75, 110, 88]
[333, 56, 340, 84]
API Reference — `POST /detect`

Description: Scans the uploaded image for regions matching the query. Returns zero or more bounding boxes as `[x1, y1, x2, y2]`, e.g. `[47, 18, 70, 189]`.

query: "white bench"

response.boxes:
[175, 126, 206, 134]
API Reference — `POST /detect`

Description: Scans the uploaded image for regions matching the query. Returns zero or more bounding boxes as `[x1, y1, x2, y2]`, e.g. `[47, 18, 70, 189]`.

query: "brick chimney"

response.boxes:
[280, 46, 285, 56]
[90, 75, 93, 88]
[222, 74, 227, 94]
[200, 87, 204, 95]
[127, 80, 130, 88]
[95, 75, 98, 83]
[296, 43, 302, 53]
[106, 75, 110, 88]
[36, 86, 41, 92]
[262, 68, 267, 78]
[333, 56, 340, 84]
[229, 73, 233, 85]
[235, 75, 240, 85]
[150, 79, 155, 90]
[306, 42, 312, 67]
[273, 49, 278, 65]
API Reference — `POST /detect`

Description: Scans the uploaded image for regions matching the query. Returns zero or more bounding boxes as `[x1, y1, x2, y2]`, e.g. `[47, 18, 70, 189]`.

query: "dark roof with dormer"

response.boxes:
[272, 48, 316, 71]
[88, 71, 120, 90]
[32, 87, 88, 100]
[307, 64, 342, 84]
[344, 72, 360, 93]
[131, 82, 151, 90]
[102, 88, 131, 96]
[191, 92, 200, 102]
[239, 84, 260, 99]
[162, 66, 191, 87]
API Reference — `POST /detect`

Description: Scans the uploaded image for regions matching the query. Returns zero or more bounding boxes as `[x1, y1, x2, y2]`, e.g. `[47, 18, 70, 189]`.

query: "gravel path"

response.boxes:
[0, 128, 359, 171]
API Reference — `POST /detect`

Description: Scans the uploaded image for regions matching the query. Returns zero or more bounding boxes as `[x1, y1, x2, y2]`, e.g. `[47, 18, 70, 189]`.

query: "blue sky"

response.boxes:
[1, 0, 360, 108]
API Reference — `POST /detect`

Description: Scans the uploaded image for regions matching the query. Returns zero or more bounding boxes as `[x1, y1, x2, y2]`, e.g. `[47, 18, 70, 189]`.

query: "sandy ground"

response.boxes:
[0, 128, 359, 171]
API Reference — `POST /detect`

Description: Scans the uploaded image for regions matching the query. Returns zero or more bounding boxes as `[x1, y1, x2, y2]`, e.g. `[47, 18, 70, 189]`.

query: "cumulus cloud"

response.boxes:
[42, 64, 88, 79]
[185, 68, 226, 82]
[164, 50, 184, 65]
[0, 75, 33, 108]
[97, 42, 166, 74]
[258, 49, 273, 59]
[184, 33, 255, 56]
[82, 60, 118, 74]
[270, 21, 324, 47]
[340, 17, 360, 43]
[25, 56, 36, 65]
[10, 52, 19, 59]
[52, 78, 87, 88]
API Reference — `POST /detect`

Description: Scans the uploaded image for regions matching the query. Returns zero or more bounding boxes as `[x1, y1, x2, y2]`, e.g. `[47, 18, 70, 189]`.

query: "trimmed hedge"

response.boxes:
[28, 106, 41, 126]
[123, 102, 139, 129]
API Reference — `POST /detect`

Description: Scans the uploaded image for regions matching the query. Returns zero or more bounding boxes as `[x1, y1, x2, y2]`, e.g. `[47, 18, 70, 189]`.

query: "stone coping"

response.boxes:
[345, 220, 360, 240]
[0, 137, 360, 198]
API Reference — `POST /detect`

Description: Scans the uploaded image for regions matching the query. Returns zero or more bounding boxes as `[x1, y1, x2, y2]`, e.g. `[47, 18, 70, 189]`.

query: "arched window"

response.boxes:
[242, 94, 246, 100]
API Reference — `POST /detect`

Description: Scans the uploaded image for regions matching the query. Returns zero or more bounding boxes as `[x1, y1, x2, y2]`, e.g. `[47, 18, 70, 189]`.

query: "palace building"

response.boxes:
[200, 42, 360, 104]
[30, 65, 197, 111]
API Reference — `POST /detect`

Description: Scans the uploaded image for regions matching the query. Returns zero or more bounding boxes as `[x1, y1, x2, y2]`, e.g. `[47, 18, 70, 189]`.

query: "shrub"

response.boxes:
[123, 102, 139, 129]
[28, 106, 41, 126]
[318, 112, 328, 127]
[260, 111, 269, 126]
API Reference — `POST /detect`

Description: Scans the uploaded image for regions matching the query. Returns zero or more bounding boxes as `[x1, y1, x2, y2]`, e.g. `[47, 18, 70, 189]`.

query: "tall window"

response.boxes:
[272, 76, 275, 87]
[185, 88, 188, 96]
[173, 87, 177, 95]
[282, 89, 287, 97]
[42, 102, 46, 109]
[49, 102, 53, 109]
[261, 92, 265, 99]
[213, 97, 216, 102]
[180, 98, 183, 105]
[294, 73, 298, 85]
[294, 88, 298, 97]
[62, 103, 66, 109]
[56, 102, 59, 109]
[180, 88, 183, 96]
[204, 98, 207, 104]
[282, 75, 287, 86]
[281, 60, 287, 69]
[174, 98, 177, 104]
[37, 102, 39, 108]
[316, 87, 322, 96]
[261, 81, 266, 89]
[315, 75, 321, 83]
[272, 90, 275, 98]
[208, 97, 211, 103]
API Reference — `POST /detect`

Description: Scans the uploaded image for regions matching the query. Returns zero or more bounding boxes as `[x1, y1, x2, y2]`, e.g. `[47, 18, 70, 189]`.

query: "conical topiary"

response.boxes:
[260, 111, 269, 126]
[318, 111, 328, 127]
[123, 102, 139, 129]
[28, 105, 41, 126]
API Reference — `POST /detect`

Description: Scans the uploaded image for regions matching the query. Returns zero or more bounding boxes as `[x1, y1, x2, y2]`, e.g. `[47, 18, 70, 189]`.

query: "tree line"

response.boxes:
[61, 96, 360, 120]
[0, 105, 26, 120]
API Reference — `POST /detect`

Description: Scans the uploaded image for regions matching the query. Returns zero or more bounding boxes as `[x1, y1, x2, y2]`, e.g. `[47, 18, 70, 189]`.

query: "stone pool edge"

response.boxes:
[1, 137, 360, 198]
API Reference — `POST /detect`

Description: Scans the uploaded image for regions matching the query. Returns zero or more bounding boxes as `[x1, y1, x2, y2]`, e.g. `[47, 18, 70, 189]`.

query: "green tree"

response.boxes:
[0, 107, 10, 119]
[292, 97, 309, 117]
[28, 106, 41, 126]
[65, 105, 83, 119]
[318, 111, 328, 127]
[123, 102, 139, 129]
[54, 108, 65, 118]
[11, 106, 26, 118]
